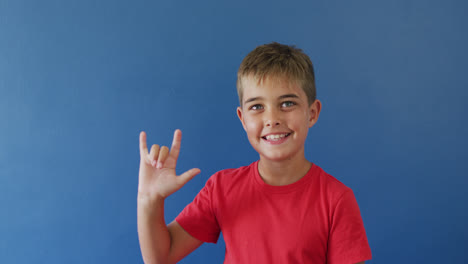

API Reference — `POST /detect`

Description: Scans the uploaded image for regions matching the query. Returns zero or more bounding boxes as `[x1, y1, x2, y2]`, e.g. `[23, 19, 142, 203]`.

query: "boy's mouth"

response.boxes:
[261, 133, 291, 141]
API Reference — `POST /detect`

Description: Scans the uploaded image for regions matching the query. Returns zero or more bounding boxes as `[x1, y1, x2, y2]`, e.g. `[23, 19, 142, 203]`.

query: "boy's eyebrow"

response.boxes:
[278, 94, 299, 100]
[244, 96, 263, 104]
[244, 94, 299, 104]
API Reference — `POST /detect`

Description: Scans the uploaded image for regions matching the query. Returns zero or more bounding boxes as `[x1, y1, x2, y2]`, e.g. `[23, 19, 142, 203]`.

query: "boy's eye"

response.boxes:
[281, 101, 296, 108]
[249, 104, 263, 110]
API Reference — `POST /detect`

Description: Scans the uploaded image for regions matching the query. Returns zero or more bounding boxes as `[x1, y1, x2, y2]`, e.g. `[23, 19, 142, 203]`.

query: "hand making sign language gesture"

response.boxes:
[138, 129, 201, 201]
[137, 130, 203, 263]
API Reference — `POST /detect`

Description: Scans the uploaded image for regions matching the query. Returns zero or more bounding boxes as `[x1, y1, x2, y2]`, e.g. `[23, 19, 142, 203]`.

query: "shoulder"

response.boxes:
[205, 162, 256, 194]
[209, 162, 254, 183]
[312, 164, 354, 201]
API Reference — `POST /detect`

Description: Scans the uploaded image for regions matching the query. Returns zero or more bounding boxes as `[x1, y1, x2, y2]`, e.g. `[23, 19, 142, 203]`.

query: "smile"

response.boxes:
[262, 133, 291, 141]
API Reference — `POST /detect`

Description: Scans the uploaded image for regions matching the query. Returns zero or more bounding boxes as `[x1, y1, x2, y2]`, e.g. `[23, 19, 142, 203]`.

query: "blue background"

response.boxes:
[1, 0, 467, 263]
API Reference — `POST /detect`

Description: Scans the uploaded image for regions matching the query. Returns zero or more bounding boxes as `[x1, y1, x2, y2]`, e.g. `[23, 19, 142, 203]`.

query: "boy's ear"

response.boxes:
[308, 99, 322, 128]
[237, 106, 247, 131]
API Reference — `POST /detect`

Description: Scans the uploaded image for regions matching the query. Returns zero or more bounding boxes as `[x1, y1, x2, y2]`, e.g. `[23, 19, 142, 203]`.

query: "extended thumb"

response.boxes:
[178, 168, 201, 185]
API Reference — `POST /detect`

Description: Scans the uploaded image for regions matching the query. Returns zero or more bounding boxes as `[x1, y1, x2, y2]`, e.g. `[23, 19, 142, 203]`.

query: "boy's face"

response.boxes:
[237, 75, 321, 162]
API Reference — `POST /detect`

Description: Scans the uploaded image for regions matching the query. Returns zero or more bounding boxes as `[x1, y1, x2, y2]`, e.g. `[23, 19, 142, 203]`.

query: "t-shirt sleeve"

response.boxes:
[175, 176, 221, 243]
[327, 189, 372, 264]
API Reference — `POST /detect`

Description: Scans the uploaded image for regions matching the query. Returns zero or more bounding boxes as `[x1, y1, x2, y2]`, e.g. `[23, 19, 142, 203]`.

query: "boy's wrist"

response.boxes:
[137, 192, 165, 208]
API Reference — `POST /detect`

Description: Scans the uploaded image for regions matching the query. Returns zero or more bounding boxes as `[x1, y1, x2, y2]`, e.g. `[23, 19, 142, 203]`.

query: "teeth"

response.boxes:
[265, 134, 288, 140]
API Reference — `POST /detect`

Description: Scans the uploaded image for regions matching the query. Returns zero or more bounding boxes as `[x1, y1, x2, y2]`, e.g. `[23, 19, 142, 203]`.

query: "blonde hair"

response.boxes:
[237, 42, 316, 106]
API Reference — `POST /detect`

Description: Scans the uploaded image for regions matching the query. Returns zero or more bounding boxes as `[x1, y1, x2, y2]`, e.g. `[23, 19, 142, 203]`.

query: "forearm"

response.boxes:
[137, 195, 171, 264]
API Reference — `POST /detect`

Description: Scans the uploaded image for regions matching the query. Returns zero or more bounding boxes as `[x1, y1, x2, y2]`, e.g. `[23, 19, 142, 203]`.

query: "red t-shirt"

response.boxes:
[176, 161, 372, 264]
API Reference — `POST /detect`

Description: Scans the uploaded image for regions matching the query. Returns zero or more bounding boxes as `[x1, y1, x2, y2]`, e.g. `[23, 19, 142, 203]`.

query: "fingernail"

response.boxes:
[151, 160, 157, 167]
[156, 162, 163, 169]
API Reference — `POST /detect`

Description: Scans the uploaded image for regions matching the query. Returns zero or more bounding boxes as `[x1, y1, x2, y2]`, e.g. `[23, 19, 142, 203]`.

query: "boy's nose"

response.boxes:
[265, 120, 281, 127]
[263, 107, 281, 127]
[264, 111, 281, 127]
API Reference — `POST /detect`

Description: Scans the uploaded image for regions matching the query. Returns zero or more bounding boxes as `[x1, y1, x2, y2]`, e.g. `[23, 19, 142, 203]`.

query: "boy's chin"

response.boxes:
[258, 152, 295, 163]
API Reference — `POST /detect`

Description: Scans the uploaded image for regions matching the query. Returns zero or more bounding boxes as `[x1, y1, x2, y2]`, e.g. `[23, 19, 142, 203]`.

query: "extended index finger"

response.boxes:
[169, 129, 182, 160]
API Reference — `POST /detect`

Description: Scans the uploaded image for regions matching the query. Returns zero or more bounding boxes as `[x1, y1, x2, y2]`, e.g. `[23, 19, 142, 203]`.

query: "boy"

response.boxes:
[137, 42, 372, 264]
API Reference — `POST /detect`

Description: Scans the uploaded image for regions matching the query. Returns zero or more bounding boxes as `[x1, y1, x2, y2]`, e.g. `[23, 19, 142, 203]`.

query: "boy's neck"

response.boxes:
[257, 154, 312, 186]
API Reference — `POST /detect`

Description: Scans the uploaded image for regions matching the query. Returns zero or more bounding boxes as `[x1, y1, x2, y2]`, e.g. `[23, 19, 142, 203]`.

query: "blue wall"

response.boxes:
[1, 0, 467, 263]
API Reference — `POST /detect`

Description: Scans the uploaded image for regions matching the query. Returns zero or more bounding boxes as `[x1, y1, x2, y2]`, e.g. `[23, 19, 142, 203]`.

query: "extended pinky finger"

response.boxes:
[139, 131, 148, 157]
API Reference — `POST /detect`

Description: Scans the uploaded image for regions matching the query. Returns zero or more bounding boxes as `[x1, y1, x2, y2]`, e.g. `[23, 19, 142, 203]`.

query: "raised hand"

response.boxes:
[138, 129, 200, 201]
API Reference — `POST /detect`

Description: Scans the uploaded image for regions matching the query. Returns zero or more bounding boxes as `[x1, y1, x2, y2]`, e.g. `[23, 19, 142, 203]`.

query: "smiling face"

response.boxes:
[237, 75, 321, 163]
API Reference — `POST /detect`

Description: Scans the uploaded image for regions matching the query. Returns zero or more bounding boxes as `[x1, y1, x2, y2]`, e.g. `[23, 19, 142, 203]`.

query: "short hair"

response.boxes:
[236, 42, 316, 106]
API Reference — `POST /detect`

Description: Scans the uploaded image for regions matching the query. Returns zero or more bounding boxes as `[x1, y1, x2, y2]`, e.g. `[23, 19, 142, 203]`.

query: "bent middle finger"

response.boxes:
[149, 144, 160, 166]
[157, 146, 169, 168]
